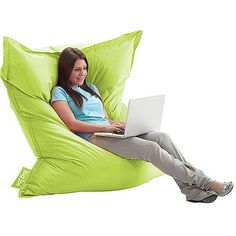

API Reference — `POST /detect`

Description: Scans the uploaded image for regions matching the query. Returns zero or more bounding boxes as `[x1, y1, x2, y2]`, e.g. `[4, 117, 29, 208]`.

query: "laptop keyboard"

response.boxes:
[113, 130, 125, 135]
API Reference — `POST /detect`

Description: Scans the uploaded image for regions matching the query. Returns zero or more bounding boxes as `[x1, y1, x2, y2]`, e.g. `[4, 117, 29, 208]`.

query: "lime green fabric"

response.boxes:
[0, 31, 163, 198]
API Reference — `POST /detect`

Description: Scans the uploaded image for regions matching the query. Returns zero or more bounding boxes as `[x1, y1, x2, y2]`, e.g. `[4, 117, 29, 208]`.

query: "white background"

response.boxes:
[0, 0, 235, 235]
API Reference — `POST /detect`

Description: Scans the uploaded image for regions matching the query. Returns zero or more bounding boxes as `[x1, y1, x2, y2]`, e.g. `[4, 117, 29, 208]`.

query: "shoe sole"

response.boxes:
[188, 194, 218, 203]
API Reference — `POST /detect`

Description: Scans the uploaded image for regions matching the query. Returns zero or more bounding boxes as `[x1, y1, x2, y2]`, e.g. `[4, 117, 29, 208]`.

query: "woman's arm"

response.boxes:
[52, 101, 107, 133]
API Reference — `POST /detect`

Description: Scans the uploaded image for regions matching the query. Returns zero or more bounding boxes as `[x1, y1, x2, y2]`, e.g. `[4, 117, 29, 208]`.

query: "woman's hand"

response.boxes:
[103, 122, 126, 133]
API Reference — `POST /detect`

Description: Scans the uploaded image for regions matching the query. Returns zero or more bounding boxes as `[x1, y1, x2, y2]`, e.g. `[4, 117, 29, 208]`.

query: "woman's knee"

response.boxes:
[159, 131, 171, 140]
[151, 131, 171, 142]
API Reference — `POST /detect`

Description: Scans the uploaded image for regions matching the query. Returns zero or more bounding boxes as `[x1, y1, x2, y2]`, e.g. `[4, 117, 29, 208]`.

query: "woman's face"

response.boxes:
[69, 59, 87, 88]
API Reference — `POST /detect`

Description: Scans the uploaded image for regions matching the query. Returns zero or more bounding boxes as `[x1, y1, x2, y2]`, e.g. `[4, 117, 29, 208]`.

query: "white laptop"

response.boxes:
[94, 94, 165, 138]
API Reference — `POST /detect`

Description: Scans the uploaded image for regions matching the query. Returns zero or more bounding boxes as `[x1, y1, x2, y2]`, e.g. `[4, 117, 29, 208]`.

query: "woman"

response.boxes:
[51, 47, 233, 203]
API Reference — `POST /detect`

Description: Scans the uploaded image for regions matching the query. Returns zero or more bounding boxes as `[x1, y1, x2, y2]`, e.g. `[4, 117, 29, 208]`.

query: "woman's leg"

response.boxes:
[87, 133, 214, 196]
[137, 131, 215, 199]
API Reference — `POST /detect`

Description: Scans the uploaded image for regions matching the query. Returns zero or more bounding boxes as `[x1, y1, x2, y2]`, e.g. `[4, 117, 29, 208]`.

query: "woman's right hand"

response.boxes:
[103, 122, 126, 133]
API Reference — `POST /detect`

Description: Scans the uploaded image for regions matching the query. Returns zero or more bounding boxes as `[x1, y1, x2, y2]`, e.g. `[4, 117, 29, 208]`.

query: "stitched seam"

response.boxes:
[27, 116, 43, 159]
[8, 83, 43, 158]
[9, 82, 22, 116]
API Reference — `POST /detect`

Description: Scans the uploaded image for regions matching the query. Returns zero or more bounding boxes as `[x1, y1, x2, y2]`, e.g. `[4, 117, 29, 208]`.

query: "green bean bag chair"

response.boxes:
[0, 30, 163, 198]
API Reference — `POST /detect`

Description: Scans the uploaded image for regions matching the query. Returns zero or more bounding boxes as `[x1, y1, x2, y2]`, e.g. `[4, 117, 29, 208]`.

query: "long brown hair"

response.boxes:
[57, 47, 103, 109]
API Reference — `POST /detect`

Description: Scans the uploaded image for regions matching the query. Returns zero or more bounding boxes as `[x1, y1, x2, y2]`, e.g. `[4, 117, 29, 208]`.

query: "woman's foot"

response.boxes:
[209, 181, 234, 197]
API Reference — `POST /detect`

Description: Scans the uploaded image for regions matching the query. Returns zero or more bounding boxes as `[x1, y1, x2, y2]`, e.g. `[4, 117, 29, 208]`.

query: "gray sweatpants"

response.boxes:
[87, 131, 215, 200]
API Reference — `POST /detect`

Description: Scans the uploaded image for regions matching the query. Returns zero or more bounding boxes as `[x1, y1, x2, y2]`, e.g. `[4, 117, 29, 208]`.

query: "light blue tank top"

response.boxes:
[50, 82, 109, 140]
